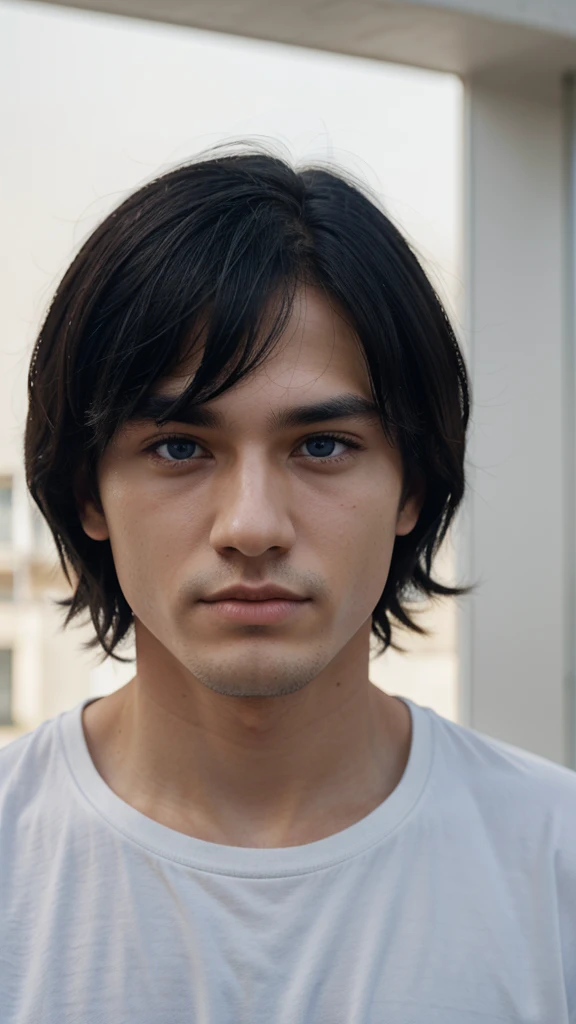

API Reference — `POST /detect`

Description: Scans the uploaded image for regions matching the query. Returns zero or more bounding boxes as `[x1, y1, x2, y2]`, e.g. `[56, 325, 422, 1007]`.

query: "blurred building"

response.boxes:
[0, 468, 135, 748]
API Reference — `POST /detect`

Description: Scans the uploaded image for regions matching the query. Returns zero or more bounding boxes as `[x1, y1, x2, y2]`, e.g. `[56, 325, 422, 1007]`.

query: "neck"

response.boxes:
[82, 633, 412, 848]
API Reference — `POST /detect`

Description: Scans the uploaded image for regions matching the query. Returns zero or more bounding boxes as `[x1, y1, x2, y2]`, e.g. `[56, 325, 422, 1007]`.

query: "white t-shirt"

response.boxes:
[1, 695, 575, 1024]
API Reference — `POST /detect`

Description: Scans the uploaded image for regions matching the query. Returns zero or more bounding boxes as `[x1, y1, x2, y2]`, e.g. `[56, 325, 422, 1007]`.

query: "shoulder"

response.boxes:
[424, 709, 576, 1007]
[426, 706, 576, 856]
[0, 707, 91, 886]
[0, 713, 65, 814]
[430, 707, 576, 792]
[0, 714, 60, 768]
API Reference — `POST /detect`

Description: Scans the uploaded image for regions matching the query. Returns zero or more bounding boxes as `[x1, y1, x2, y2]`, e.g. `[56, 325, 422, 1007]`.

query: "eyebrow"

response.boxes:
[129, 392, 382, 432]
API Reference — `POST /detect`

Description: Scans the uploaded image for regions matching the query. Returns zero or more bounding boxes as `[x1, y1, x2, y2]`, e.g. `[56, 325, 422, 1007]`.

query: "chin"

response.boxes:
[179, 644, 330, 699]
[200, 677, 313, 699]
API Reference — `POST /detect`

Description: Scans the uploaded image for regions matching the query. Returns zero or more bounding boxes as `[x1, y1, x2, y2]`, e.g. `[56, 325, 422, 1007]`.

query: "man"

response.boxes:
[1, 150, 574, 1022]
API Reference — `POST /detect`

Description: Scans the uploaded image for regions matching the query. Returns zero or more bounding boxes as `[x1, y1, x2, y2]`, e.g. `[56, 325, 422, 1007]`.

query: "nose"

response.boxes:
[208, 451, 297, 558]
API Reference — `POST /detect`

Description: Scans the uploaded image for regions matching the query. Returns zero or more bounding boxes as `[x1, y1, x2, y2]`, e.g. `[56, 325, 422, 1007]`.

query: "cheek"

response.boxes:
[316, 482, 400, 600]
[101, 479, 200, 607]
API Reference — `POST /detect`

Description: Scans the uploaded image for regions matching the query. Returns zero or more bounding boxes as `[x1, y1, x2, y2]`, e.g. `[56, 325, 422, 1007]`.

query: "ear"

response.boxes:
[395, 478, 425, 538]
[74, 463, 109, 542]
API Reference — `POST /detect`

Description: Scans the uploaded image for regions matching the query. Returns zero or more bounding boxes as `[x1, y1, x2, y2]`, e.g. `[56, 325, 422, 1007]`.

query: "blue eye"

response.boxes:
[304, 437, 339, 458]
[159, 440, 198, 461]
[150, 431, 360, 466]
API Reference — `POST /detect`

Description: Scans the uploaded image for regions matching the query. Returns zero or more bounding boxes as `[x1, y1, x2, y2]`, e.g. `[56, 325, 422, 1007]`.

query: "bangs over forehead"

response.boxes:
[83, 222, 317, 449]
[35, 150, 462, 454]
[123, 284, 372, 438]
[25, 148, 471, 658]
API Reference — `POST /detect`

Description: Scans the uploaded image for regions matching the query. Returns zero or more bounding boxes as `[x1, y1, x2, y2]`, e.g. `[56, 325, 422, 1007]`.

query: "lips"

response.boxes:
[199, 588, 309, 625]
[202, 585, 307, 603]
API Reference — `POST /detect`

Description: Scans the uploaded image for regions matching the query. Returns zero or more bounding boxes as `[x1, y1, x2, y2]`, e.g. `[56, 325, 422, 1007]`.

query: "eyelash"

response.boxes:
[146, 432, 364, 468]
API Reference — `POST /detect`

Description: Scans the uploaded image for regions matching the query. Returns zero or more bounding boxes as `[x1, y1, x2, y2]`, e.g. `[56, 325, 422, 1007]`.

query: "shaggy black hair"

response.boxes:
[25, 147, 472, 659]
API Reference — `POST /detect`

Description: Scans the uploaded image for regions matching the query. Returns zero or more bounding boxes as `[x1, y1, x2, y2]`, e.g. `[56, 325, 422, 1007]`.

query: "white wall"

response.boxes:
[458, 77, 569, 761]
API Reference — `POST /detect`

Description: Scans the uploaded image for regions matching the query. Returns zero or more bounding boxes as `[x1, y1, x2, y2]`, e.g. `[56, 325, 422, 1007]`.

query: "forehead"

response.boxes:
[163, 286, 372, 415]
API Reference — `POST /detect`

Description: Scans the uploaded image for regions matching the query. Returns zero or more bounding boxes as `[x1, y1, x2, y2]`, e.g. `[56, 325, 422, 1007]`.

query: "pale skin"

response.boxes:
[80, 285, 423, 849]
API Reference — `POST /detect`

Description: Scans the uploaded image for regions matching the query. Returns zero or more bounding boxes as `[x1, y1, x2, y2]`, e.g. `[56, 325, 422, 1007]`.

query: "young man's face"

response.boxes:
[80, 286, 421, 698]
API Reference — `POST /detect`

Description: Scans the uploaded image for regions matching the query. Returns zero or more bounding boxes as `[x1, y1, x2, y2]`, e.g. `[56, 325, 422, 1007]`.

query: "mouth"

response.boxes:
[198, 597, 310, 626]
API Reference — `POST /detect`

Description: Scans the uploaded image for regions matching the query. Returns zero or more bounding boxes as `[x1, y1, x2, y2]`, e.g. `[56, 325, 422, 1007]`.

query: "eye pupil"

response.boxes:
[307, 438, 336, 457]
[167, 441, 195, 460]
[159, 436, 345, 462]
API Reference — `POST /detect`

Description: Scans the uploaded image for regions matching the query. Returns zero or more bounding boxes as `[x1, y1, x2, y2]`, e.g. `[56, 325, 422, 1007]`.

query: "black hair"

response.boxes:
[25, 146, 472, 660]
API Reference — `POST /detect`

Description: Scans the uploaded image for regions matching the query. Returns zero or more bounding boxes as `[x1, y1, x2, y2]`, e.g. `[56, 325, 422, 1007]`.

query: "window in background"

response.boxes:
[0, 482, 12, 545]
[0, 650, 13, 725]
